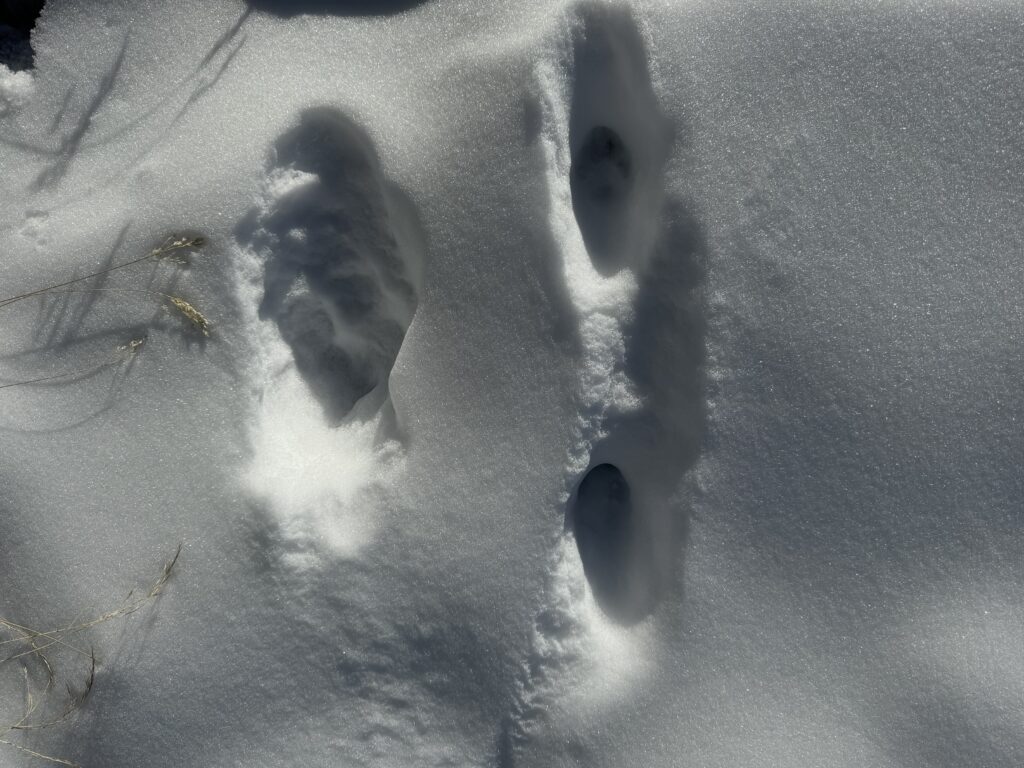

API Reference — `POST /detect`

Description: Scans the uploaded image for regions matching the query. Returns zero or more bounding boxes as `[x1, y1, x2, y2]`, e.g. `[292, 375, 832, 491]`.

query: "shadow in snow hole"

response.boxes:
[245, 0, 429, 17]
[0, 0, 45, 71]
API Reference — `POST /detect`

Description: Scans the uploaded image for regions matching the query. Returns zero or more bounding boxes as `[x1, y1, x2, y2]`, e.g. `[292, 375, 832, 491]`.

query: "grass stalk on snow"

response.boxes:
[12, 287, 212, 338]
[0, 338, 146, 391]
[0, 545, 182, 767]
[0, 236, 205, 310]
[0, 234, 210, 392]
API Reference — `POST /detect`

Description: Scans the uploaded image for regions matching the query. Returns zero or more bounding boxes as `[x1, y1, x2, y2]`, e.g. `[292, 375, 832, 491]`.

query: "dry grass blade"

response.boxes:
[151, 543, 182, 599]
[12, 651, 95, 732]
[0, 338, 145, 392]
[2, 284, 213, 339]
[0, 738, 81, 767]
[0, 235, 205, 309]
[166, 296, 210, 336]
[153, 235, 205, 265]
[0, 546, 181, 766]
[45, 543, 182, 634]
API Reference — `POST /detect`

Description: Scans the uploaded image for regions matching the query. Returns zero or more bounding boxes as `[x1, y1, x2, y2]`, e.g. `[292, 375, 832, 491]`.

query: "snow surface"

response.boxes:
[0, 0, 1022, 766]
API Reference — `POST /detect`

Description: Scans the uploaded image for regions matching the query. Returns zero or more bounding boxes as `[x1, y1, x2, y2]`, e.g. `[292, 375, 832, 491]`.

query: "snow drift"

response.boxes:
[0, 0, 1022, 766]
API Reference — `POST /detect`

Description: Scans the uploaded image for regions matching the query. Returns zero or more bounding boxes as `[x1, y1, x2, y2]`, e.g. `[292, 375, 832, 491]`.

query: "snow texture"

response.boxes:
[0, 0, 1022, 766]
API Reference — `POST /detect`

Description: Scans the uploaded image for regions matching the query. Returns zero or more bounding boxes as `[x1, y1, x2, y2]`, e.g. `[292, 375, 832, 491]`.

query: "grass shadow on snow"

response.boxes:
[2, 10, 248, 200]
[876, 683, 1023, 768]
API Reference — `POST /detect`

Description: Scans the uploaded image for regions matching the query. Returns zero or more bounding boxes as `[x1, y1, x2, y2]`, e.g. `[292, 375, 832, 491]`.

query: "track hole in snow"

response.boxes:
[0, 0, 44, 71]
[572, 125, 631, 203]
[238, 107, 425, 425]
[571, 463, 655, 624]
[245, 0, 429, 17]
[565, 4, 672, 276]
[570, 123, 634, 275]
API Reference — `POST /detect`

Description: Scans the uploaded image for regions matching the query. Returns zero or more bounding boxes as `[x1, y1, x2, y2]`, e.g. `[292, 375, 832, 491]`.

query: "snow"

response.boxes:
[1, 0, 1022, 766]
[0, 67, 33, 117]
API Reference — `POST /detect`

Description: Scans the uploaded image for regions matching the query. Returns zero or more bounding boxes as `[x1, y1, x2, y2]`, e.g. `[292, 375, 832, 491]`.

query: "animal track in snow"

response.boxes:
[570, 462, 658, 623]
[500, 6, 707, 761]
[560, 3, 694, 625]
[566, 3, 672, 276]
[572, 125, 631, 204]
[237, 107, 424, 424]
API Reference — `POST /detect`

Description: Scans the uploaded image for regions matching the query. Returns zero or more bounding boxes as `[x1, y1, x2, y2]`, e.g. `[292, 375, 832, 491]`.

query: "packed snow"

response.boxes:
[0, 0, 1022, 766]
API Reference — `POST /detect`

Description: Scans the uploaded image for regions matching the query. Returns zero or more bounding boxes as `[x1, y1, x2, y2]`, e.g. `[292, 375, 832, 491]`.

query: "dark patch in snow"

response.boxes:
[0, 0, 44, 71]
[571, 124, 631, 203]
[495, 716, 516, 768]
[237, 107, 425, 425]
[245, 0, 429, 18]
